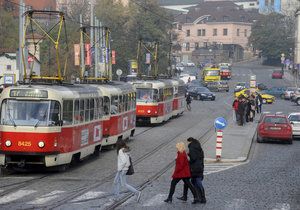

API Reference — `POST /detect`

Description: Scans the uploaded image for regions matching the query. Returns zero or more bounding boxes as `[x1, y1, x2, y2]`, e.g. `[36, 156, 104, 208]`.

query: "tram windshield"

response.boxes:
[1, 99, 60, 127]
[204, 70, 220, 76]
[136, 89, 157, 103]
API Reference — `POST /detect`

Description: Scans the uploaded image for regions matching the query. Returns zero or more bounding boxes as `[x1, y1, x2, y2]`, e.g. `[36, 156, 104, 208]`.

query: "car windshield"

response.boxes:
[204, 70, 219, 76]
[136, 88, 157, 102]
[197, 87, 210, 92]
[1, 99, 60, 127]
[263, 116, 287, 124]
[236, 83, 245, 87]
[289, 115, 300, 122]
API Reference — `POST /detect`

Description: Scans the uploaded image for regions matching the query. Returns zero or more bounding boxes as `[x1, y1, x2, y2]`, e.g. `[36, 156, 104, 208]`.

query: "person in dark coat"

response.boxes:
[256, 92, 263, 113]
[177, 137, 206, 203]
[237, 96, 245, 126]
[164, 142, 200, 204]
[186, 93, 192, 111]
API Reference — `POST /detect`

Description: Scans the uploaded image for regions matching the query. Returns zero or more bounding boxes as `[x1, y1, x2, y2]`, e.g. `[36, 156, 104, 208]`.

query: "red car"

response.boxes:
[257, 114, 293, 144]
[272, 70, 283, 79]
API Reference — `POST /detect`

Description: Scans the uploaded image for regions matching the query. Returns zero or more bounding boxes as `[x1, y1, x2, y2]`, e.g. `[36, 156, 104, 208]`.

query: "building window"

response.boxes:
[178, 24, 182, 30]
[202, 29, 206, 36]
[6, 65, 11, 71]
[249, 3, 255, 6]
[271, 0, 274, 6]
[223, 28, 228, 36]
[195, 42, 199, 49]
[186, 43, 190, 51]
[223, 16, 229, 21]
[237, 29, 240, 36]
[204, 42, 208, 48]
[244, 29, 247, 37]
[187, 30, 190, 37]
[213, 29, 217, 36]
[198, 29, 202, 36]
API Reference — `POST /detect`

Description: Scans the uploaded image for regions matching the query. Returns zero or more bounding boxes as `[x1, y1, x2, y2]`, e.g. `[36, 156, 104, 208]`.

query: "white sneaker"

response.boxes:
[136, 191, 141, 202]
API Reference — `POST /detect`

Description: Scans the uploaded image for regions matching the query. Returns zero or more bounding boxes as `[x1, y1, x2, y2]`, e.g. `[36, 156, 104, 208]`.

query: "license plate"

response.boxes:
[208, 96, 212, 98]
[269, 127, 281, 130]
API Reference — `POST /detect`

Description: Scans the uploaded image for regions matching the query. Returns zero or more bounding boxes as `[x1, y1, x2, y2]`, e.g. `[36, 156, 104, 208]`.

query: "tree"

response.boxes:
[0, 7, 18, 50]
[249, 13, 295, 64]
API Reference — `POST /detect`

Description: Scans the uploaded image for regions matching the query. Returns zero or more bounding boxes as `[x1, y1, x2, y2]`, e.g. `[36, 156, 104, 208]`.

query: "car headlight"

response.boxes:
[147, 110, 151, 114]
[38, 141, 45, 148]
[201, 94, 206, 96]
[5, 140, 12, 147]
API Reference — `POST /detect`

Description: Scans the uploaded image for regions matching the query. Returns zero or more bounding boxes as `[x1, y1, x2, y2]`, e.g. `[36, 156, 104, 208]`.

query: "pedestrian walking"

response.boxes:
[177, 137, 206, 203]
[232, 97, 239, 123]
[186, 93, 192, 111]
[256, 92, 263, 113]
[164, 142, 200, 204]
[249, 95, 256, 122]
[112, 139, 141, 202]
[237, 96, 245, 126]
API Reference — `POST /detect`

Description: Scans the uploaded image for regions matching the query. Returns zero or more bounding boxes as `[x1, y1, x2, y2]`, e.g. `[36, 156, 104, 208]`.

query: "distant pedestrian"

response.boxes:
[186, 93, 192, 111]
[256, 93, 263, 113]
[164, 142, 200, 204]
[188, 77, 191, 83]
[177, 137, 206, 203]
[237, 96, 245, 126]
[249, 95, 256, 122]
[112, 139, 141, 202]
[232, 97, 239, 123]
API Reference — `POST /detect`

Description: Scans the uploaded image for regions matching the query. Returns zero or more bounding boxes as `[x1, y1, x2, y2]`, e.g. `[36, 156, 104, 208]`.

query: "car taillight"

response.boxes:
[287, 125, 292, 131]
[259, 124, 265, 131]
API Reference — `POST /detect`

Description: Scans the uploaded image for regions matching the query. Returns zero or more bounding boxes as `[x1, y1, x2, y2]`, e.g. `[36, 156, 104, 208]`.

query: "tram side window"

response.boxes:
[174, 86, 178, 97]
[103, 96, 110, 115]
[158, 89, 163, 102]
[74, 100, 80, 124]
[95, 97, 103, 118]
[153, 89, 158, 102]
[80, 99, 84, 123]
[124, 94, 128, 111]
[85, 99, 90, 122]
[126, 94, 130, 111]
[49, 101, 60, 126]
[119, 95, 123, 112]
[178, 85, 185, 96]
[111, 95, 118, 115]
[63, 100, 73, 125]
[90, 99, 95, 120]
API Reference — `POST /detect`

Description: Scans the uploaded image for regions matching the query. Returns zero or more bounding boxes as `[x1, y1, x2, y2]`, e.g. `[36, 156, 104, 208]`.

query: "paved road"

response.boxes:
[0, 61, 299, 210]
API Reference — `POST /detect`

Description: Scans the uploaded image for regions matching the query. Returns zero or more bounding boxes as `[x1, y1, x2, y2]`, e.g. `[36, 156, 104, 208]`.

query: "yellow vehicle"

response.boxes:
[234, 88, 275, 104]
[202, 66, 221, 83]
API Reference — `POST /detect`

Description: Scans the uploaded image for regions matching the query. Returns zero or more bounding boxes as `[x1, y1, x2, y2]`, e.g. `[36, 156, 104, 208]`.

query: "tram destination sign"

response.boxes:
[10, 89, 48, 98]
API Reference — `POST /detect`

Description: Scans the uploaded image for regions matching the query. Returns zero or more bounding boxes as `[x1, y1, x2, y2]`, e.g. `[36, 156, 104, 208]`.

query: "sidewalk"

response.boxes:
[203, 116, 258, 163]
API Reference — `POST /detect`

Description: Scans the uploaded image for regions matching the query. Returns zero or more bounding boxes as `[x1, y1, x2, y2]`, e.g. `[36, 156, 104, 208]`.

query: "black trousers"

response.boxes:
[167, 178, 198, 200]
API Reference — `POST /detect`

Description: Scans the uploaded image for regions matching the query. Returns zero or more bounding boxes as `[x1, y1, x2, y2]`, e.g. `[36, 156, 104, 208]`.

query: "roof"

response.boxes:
[159, 0, 203, 6]
[175, 1, 259, 24]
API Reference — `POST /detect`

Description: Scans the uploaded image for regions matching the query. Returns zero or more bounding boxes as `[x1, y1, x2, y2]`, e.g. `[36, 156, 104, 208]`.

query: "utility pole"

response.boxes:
[294, 8, 300, 87]
[90, 1, 94, 77]
[79, 14, 85, 79]
[95, 18, 99, 78]
[18, 0, 25, 82]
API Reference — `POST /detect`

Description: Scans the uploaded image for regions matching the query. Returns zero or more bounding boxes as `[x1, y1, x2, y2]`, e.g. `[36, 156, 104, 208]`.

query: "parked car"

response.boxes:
[257, 83, 268, 90]
[234, 82, 248, 92]
[257, 113, 293, 144]
[220, 68, 231, 80]
[288, 113, 300, 139]
[186, 62, 195, 67]
[234, 88, 275, 104]
[188, 86, 215, 101]
[284, 87, 300, 100]
[291, 90, 300, 105]
[207, 81, 229, 92]
[261, 87, 286, 98]
[272, 70, 283, 79]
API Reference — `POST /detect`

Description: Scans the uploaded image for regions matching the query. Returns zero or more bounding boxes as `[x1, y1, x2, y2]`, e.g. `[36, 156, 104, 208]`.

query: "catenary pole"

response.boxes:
[295, 9, 300, 87]
[18, 0, 24, 82]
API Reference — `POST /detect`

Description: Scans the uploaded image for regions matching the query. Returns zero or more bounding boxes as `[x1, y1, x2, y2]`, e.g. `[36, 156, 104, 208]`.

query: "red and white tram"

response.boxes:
[170, 79, 186, 117]
[0, 84, 105, 169]
[132, 79, 174, 124]
[96, 82, 136, 147]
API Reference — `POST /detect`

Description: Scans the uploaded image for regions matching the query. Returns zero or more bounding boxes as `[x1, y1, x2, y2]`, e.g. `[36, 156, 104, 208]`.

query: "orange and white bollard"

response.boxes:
[216, 130, 223, 161]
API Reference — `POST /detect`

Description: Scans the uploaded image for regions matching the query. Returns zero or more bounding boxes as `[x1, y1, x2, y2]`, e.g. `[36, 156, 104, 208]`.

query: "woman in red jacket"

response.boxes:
[164, 142, 200, 204]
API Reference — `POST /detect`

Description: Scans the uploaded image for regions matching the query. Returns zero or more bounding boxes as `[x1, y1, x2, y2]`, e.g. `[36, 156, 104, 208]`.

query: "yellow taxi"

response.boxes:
[234, 88, 275, 104]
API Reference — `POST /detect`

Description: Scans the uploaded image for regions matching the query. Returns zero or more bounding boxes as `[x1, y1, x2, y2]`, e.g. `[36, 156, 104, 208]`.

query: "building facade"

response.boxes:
[174, 1, 257, 64]
[0, 51, 19, 85]
[259, 0, 281, 13]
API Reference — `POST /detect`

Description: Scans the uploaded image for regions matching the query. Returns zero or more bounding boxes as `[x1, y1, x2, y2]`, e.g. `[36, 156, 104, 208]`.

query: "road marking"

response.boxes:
[204, 162, 245, 175]
[272, 203, 290, 210]
[27, 190, 65, 205]
[224, 198, 247, 209]
[0, 190, 36, 204]
[71, 191, 105, 202]
[143, 194, 166, 207]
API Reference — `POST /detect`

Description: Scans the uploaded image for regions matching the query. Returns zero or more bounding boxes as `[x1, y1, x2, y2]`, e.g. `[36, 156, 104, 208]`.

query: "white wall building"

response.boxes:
[0, 52, 19, 85]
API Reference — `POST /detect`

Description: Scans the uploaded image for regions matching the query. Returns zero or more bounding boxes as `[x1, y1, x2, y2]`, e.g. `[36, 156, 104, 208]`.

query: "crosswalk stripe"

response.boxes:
[224, 198, 247, 209]
[143, 193, 166, 207]
[272, 203, 290, 210]
[0, 190, 36, 204]
[71, 191, 105, 202]
[27, 190, 65, 205]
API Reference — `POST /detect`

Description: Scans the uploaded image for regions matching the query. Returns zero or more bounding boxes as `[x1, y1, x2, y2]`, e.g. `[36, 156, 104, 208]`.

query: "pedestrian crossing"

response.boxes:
[0, 162, 243, 207]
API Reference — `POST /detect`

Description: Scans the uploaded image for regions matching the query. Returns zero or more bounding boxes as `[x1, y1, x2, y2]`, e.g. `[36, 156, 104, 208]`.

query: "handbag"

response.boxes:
[126, 156, 134, 175]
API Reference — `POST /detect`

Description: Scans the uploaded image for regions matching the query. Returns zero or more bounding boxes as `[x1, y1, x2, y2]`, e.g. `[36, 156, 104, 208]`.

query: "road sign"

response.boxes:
[214, 117, 227, 130]
[116, 69, 122, 76]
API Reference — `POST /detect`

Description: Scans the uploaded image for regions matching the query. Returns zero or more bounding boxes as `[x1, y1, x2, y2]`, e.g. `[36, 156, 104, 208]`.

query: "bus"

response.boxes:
[202, 66, 221, 84]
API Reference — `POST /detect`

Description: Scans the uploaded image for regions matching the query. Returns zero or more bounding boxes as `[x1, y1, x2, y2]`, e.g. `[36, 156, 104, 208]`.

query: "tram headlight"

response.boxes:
[5, 140, 12, 147]
[147, 110, 151, 114]
[38, 141, 45, 148]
